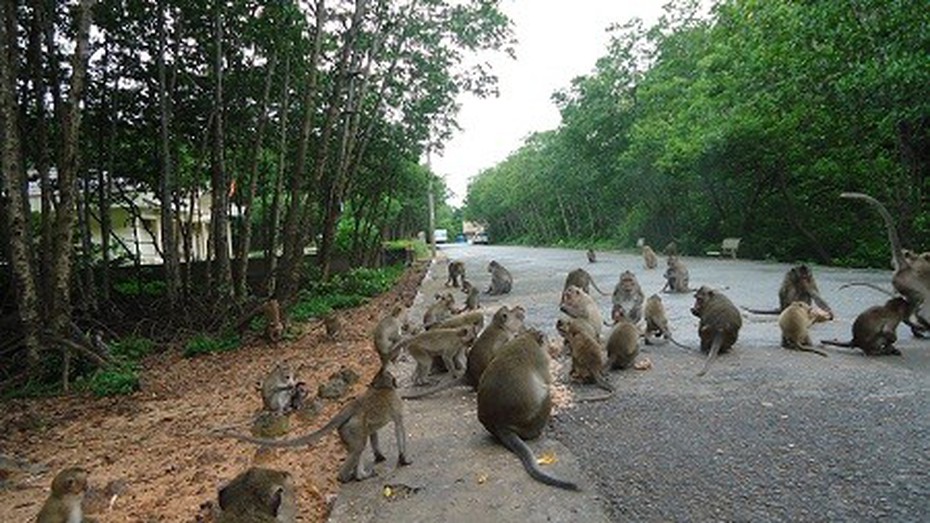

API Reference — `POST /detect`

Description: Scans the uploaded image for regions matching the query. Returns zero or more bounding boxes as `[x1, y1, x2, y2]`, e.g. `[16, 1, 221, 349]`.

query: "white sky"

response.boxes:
[433, 1, 666, 206]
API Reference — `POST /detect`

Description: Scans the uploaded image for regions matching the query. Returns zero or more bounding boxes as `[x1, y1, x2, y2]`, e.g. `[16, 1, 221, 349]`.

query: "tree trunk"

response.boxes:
[158, 0, 180, 310]
[210, 1, 231, 299]
[264, 56, 290, 298]
[1, 0, 42, 368]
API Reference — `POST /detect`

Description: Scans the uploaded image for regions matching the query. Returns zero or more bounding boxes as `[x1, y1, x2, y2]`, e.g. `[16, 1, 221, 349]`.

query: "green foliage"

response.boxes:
[114, 279, 167, 297]
[109, 336, 156, 361]
[183, 333, 241, 358]
[289, 265, 405, 322]
[86, 365, 140, 397]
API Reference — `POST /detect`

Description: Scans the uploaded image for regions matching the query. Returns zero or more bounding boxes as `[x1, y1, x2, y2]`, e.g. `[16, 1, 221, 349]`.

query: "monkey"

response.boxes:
[477, 329, 580, 491]
[458, 279, 481, 312]
[586, 248, 597, 263]
[559, 319, 612, 392]
[430, 310, 485, 332]
[663, 255, 690, 293]
[400, 305, 526, 400]
[373, 304, 408, 365]
[323, 313, 342, 340]
[642, 245, 658, 269]
[690, 286, 742, 376]
[840, 192, 930, 334]
[563, 268, 608, 296]
[555, 316, 598, 345]
[642, 294, 692, 349]
[260, 362, 302, 415]
[395, 326, 477, 386]
[486, 260, 513, 295]
[36, 467, 89, 523]
[611, 270, 645, 323]
[217, 467, 296, 523]
[822, 297, 910, 356]
[743, 264, 834, 320]
[777, 302, 829, 357]
[560, 284, 603, 339]
[605, 305, 640, 370]
[219, 366, 411, 483]
[423, 292, 456, 329]
[663, 241, 678, 256]
[264, 299, 284, 343]
[445, 260, 466, 288]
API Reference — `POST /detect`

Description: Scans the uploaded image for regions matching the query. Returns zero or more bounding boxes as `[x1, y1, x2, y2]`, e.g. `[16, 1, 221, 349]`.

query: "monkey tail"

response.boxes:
[741, 306, 781, 315]
[790, 344, 829, 357]
[399, 376, 466, 400]
[217, 404, 356, 448]
[667, 335, 695, 352]
[697, 334, 723, 377]
[495, 429, 580, 491]
[840, 192, 905, 271]
[821, 339, 855, 348]
[838, 282, 896, 297]
[589, 280, 609, 296]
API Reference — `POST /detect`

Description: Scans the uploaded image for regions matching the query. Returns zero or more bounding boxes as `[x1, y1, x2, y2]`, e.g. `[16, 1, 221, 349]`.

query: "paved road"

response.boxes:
[436, 244, 930, 521]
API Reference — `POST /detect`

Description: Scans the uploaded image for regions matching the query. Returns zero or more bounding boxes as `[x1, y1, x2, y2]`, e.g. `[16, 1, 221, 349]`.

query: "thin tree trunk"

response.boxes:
[265, 56, 290, 298]
[210, 1, 231, 298]
[1, 0, 42, 368]
[158, 0, 180, 310]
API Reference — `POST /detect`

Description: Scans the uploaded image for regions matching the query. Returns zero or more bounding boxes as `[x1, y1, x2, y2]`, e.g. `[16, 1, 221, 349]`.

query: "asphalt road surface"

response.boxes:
[437, 243, 930, 521]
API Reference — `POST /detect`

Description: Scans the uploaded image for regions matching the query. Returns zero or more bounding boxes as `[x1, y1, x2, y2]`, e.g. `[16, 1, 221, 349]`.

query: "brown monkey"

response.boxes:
[458, 280, 481, 312]
[264, 299, 284, 342]
[396, 326, 477, 385]
[477, 329, 580, 491]
[217, 467, 296, 523]
[36, 467, 89, 523]
[743, 264, 834, 320]
[663, 241, 678, 256]
[778, 302, 829, 357]
[401, 306, 525, 399]
[642, 245, 658, 269]
[560, 320, 612, 391]
[611, 270, 645, 324]
[560, 284, 603, 339]
[260, 362, 301, 414]
[841, 192, 930, 334]
[430, 310, 485, 332]
[564, 268, 608, 296]
[373, 305, 408, 364]
[663, 255, 690, 293]
[219, 366, 411, 483]
[605, 305, 640, 370]
[446, 260, 466, 288]
[642, 294, 692, 349]
[690, 286, 742, 376]
[556, 316, 598, 344]
[423, 292, 456, 329]
[486, 260, 513, 295]
[822, 297, 910, 355]
[323, 313, 342, 340]
[587, 248, 597, 263]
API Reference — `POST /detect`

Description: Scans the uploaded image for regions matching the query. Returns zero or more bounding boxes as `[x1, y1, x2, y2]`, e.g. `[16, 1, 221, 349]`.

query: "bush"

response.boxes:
[183, 333, 241, 358]
[110, 336, 156, 361]
[87, 365, 140, 397]
[114, 279, 167, 296]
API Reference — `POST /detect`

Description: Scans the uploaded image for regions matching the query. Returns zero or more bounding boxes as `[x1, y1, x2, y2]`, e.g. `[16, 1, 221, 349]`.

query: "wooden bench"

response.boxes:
[706, 237, 741, 259]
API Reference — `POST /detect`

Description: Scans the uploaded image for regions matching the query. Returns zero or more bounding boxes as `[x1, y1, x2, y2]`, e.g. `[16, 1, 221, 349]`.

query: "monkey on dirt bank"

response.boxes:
[36, 467, 90, 523]
[477, 329, 580, 491]
[216, 467, 296, 523]
[218, 366, 411, 483]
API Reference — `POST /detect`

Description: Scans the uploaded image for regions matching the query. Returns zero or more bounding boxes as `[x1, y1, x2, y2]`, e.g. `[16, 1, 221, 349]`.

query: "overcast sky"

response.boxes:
[432, 1, 666, 206]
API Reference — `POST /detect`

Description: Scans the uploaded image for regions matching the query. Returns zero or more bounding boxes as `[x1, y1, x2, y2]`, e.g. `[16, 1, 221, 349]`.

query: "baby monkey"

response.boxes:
[778, 302, 828, 357]
[36, 467, 90, 523]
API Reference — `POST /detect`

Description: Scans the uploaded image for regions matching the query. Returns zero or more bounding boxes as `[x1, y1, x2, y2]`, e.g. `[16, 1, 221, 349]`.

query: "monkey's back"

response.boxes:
[698, 295, 742, 354]
[477, 342, 551, 440]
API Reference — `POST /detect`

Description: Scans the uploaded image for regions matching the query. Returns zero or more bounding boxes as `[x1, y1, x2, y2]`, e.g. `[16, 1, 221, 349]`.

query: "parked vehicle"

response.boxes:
[434, 229, 449, 243]
[473, 232, 490, 244]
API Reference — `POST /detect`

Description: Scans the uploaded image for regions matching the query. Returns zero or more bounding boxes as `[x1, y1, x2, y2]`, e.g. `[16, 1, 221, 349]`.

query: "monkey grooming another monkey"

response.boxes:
[423, 292, 456, 329]
[36, 467, 90, 523]
[486, 260, 513, 295]
[663, 255, 690, 293]
[587, 248, 597, 263]
[260, 362, 302, 415]
[401, 305, 526, 400]
[373, 304, 409, 364]
[564, 268, 609, 296]
[605, 305, 640, 370]
[778, 302, 829, 357]
[743, 264, 834, 320]
[691, 286, 742, 376]
[560, 320, 613, 392]
[642, 245, 658, 269]
[430, 310, 485, 332]
[446, 260, 466, 288]
[217, 467, 296, 523]
[219, 366, 411, 483]
[396, 326, 477, 385]
[560, 284, 603, 339]
[458, 280, 481, 312]
[822, 297, 910, 356]
[477, 329, 580, 491]
[840, 192, 930, 335]
[611, 270, 645, 324]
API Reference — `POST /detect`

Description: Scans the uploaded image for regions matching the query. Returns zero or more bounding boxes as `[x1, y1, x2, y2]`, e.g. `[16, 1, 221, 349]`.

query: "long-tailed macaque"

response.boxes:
[217, 467, 296, 523]
[423, 292, 456, 329]
[477, 329, 580, 491]
[611, 270, 644, 324]
[642, 245, 658, 269]
[778, 302, 828, 357]
[663, 255, 690, 293]
[691, 286, 742, 376]
[606, 305, 640, 370]
[373, 305, 408, 364]
[822, 297, 910, 356]
[586, 248, 597, 263]
[398, 326, 477, 385]
[560, 320, 613, 391]
[560, 284, 603, 339]
[564, 268, 608, 296]
[486, 260, 513, 295]
[446, 260, 466, 288]
[260, 362, 302, 414]
[743, 264, 833, 320]
[36, 467, 89, 523]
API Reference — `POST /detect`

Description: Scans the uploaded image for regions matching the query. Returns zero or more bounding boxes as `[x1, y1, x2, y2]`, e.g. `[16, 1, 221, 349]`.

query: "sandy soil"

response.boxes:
[0, 263, 427, 522]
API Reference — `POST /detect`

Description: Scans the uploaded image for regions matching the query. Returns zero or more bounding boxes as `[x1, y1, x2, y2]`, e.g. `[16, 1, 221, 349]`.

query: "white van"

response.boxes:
[434, 229, 449, 243]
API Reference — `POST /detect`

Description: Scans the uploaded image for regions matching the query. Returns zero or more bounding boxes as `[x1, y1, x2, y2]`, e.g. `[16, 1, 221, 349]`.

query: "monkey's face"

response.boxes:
[691, 287, 714, 317]
[611, 304, 626, 323]
[51, 467, 89, 497]
[887, 297, 910, 318]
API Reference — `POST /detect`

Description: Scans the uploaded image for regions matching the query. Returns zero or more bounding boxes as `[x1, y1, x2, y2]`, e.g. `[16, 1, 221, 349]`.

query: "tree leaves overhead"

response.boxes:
[465, 0, 930, 266]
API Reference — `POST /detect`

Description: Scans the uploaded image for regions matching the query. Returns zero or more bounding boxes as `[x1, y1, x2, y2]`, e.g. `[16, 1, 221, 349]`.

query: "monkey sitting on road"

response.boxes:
[822, 297, 910, 356]
[423, 292, 456, 329]
[36, 467, 90, 523]
[559, 319, 613, 392]
[663, 255, 690, 293]
[217, 467, 296, 523]
[477, 329, 580, 491]
[611, 270, 645, 324]
[458, 280, 481, 312]
[219, 366, 412, 483]
[743, 264, 833, 320]
[605, 305, 640, 370]
[778, 302, 828, 357]
[446, 260, 466, 288]
[564, 268, 608, 296]
[486, 260, 513, 295]
[642, 245, 658, 269]
[587, 248, 597, 263]
[373, 304, 409, 365]
[691, 286, 742, 376]
[560, 284, 603, 339]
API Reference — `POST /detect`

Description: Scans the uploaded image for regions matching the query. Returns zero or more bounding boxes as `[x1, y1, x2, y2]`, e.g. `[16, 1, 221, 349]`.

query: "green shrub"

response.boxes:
[183, 333, 241, 358]
[87, 365, 140, 397]
[114, 279, 167, 296]
[110, 336, 156, 361]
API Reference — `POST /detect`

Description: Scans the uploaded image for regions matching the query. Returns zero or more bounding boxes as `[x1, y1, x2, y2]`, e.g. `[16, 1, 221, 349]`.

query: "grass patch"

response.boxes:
[183, 332, 241, 358]
[289, 264, 406, 322]
[86, 364, 140, 397]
